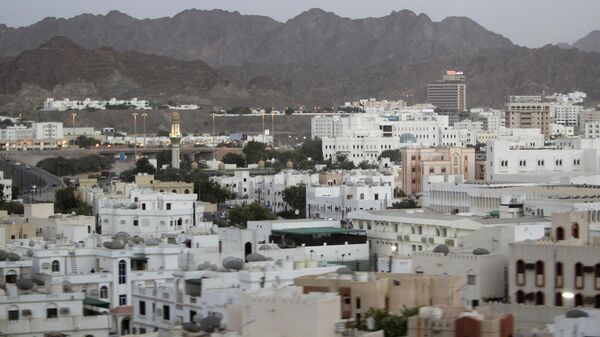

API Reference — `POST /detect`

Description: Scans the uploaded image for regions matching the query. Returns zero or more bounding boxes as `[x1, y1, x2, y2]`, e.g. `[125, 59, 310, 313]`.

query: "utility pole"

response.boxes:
[212, 112, 216, 160]
[141, 112, 148, 148]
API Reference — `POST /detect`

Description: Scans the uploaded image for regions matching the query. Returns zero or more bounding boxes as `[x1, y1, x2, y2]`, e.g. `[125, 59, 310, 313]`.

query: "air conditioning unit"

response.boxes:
[403, 235, 409, 241]
[397, 235, 403, 241]
[90, 289, 99, 296]
[156, 308, 162, 316]
[22, 309, 32, 317]
[60, 307, 70, 315]
[42, 262, 50, 269]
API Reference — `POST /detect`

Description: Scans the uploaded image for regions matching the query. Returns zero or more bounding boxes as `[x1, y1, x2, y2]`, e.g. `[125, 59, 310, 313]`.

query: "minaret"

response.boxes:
[170, 111, 182, 169]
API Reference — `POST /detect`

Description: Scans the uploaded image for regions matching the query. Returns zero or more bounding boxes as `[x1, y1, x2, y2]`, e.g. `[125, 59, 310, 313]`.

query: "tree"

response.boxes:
[285, 107, 295, 115]
[74, 135, 98, 148]
[37, 155, 114, 176]
[221, 153, 246, 167]
[358, 161, 378, 170]
[120, 157, 156, 182]
[195, 177, 232, 204]
[379, 149, 401, 163]
[243, 141, 270, 164]
[282, 184, 306, 217]
[54, 187, 93, 215]
[355, 307, 419, 337]
[156, 130, 170, 137]
[392, 199, 418, 209]
[155, 150, 172, 168]
[228, 202, 277, 228]
[299, 137, 323, 162]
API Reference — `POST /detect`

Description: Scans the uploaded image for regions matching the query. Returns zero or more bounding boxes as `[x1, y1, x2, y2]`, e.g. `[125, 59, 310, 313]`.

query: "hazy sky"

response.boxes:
[1, 0, 599, 47]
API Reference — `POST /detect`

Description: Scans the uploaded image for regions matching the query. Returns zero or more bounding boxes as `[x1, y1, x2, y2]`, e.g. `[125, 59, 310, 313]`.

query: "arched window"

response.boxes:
[535, 291, 544, 305]
[177, 218, 183, 228]
[5, 270, 17, 284]
[516, 260, 525, 286]
[184, 189, 190, 194]
[572, 223, 579, 239]
[555, 293, 563, 306]
[171, 189, 177, 193]
[51, 260, 60, 272]
[100, 286, 108, 299]
[575, 293, 584, 306]
[359, 193, 365, 200]
[118, 260, 127, 284]
[7, 305, 19, 321]
[535, 261, 545, 287]
[555, 262, 563, 288]
[515, 290, 524, 304]
[556, 226, 564, 241]
[575, 263, 584, 289]
[595, 264, 600, 290]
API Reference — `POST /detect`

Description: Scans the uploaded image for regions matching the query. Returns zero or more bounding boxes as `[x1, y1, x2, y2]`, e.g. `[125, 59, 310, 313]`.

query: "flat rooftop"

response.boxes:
[272, 226, 365, 235]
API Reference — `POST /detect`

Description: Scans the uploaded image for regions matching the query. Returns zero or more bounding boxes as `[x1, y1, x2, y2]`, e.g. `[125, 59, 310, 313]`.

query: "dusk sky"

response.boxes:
[1, 0, 599, 47]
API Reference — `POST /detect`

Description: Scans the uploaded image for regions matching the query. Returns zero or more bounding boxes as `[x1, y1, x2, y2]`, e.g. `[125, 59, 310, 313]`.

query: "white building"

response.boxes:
[547, 309, 600, 337]
[306, 171, 395, 221]
[485, 139, 600, 183]
[584, 121, 600, 138]
[43, 97, 151, 111]
[0, 170, 12, 200]
[349, 209, 492, 258]
[0, 282, 112, 337]
[97, 188, 204, 237]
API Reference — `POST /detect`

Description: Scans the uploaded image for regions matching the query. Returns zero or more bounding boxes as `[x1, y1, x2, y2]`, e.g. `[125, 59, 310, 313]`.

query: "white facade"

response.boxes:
[551, 104, 582, 127]
[0, 286, 111, 337]
[97, 188, 203, 237]
[306, 171, 394, 221]
[584, 121, 600, 138]
[485, 139, 600, 182]
[43, 97, 151, 111]
[0, 170, 12, 200]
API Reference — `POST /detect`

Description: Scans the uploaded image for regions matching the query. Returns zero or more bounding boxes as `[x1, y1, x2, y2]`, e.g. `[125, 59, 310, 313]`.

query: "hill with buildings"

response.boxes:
[1, 10, 600, 112]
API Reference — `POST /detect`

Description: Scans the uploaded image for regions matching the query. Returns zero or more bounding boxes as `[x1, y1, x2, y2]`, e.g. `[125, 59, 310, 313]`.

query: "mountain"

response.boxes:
[573, 30, 600, 53]
[0, 9, 513, 67]
[0, 37, 287, 112]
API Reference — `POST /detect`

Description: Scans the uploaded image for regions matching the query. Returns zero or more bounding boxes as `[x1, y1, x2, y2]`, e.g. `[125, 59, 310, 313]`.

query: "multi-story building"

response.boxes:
[427, 71, 467, 119]
[505, 96, 551, 138]
[0, 282, 112, 337]
[316, 112, 450, 164]
[306, 171, 395, 221]
[509, 211, 600, 308]
[551, 104, 582, 127]
[485, 139, 600, 183]
[584, 121, 600, 138]
[349, 209, 486, 258]
[97, 188, 204, 237]
[296, 271, 461, 322]
[401, 147, 476, 195]
[579, 108, 600, 127]
[0, 170, 12, 200]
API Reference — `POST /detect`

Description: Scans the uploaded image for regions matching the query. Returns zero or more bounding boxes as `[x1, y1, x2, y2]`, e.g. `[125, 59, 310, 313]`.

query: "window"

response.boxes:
[190, 310, 197, 322]
[575, 263, 584, 289]
[535, 261, 545, 287]
[118, 260, 127, 284]
[555, 293, 563, 307]
[516, 260, 525, 286]
[47, 306, 58, 319]
[356, 297, 361, 309]
[556, 262, 563, 288]
[100, 286, 108, 299]
[51, 260, 60, 272]
[441, 167, 446, 174]
[166, 203, 171, 210]
[572, 223, 579, 239]
[467, 274, 477, 285]
[142, 203, 146, 210]
[515, 290, 524, 304]
[556, 226, 564, 241]
[139, 301, 146, 316]
[8, 308, 19, 321]
[133, 219, 139, 227]
[163, 305, 171, 321]
[119, 294, 127, 306]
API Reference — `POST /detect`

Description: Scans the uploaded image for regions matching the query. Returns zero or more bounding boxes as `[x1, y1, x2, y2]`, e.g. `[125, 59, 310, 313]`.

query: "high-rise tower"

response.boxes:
[170, 111, 181, 169]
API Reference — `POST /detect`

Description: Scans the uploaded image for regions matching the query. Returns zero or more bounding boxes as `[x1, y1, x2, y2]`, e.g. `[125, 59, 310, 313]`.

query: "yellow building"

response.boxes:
[295, 271, 461, 322]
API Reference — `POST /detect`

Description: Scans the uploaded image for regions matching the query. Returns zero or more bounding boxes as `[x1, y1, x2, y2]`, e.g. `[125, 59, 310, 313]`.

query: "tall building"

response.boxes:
[505, 96, 551, 138]
[427, 70, 467, 123]
[170, 111, 181, 169]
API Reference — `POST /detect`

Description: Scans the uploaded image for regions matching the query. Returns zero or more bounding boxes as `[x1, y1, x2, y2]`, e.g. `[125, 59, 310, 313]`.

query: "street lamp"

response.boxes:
[70, 112, 77, 145]
[141, 112, 148, 148]
[562, 292, 575, 299]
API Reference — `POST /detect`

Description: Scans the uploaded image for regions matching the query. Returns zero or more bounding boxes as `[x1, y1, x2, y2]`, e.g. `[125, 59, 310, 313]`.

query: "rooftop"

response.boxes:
[272, 227, 365, 236]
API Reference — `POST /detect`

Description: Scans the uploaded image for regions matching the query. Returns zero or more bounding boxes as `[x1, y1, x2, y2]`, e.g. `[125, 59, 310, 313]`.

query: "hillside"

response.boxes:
[0, 9, 513, 67]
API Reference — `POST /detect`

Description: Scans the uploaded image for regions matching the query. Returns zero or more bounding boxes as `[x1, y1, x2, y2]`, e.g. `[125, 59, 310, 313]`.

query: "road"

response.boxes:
[0, 156, 64, 202]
